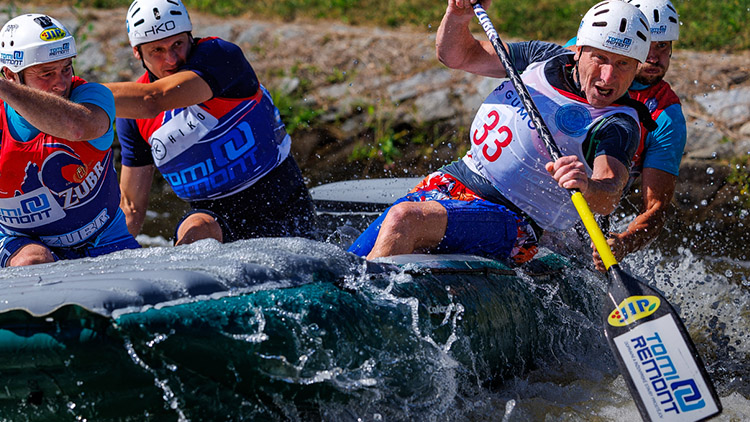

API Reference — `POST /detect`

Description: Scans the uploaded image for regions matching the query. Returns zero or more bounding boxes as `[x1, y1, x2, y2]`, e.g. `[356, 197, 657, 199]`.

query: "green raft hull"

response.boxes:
[0, 246, 602, 421]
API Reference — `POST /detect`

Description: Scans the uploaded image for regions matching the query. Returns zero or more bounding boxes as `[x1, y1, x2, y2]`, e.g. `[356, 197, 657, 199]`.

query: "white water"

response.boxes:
[0, 229, 747, 421]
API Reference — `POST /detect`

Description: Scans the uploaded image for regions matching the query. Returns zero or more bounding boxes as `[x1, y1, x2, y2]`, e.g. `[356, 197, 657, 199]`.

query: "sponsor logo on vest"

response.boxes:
[0, 50, 23, 66]
[162, 121, 260, 198]
[555, 104, 592, 137]
[41, 208, 109, 247]
[40, 27, 67, 42]
[645, 97, 658, 113]
[59, 161, 105, 209]
[608, 295, 660, 327]
[144, 20, 176, 39]
[501, 83, 536, 130]
[631, 331, 708, 416]
[604, 32, 633, 52]
[0, 193, 54, 225]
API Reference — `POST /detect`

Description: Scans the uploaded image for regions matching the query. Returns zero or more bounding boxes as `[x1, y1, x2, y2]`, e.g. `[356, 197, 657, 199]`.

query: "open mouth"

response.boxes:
[594, 86, 613, 97]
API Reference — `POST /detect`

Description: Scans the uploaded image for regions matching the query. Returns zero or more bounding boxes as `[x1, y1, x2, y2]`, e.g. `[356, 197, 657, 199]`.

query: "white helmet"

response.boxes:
[126, 0, 192, 47]
[625, 0, 679, 41]
[0, 14, 76, 73]
[576, 0, 651, 63]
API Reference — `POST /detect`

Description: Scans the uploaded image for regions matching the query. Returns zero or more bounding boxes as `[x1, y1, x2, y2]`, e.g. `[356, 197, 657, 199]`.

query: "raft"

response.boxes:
[0, 179, 605, 420]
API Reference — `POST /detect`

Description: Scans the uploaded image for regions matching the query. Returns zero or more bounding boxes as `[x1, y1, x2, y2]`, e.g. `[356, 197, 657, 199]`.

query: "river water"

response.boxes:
[0, 188, 748, 421]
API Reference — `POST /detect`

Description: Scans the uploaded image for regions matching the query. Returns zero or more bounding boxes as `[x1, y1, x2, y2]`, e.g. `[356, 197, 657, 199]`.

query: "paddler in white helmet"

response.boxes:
[349, 0, 658, 266]
[104, 0, 317, 246]
[0, 13, 140, 267]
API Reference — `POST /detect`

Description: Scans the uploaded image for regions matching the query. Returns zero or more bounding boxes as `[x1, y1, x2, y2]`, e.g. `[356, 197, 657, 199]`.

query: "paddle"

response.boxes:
[471, 3, 721, 421]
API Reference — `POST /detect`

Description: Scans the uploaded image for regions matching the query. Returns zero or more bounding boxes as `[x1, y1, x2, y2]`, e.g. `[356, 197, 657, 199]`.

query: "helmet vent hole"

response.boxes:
[668, 16, 678, 24]
[152, 8, 161, 20]
[592, 21, 607, 27]
[594, 9, 609, 17]
[637, 31, 648, 42]
[133, 18, 144, 27]
[619, 18, 627, 32]
[653, 10, 660, 23]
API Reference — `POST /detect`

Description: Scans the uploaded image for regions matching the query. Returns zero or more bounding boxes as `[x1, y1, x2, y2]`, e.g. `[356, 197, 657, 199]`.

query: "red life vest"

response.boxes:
[0, 77, 121, 246]
[628, 80, 681, 169]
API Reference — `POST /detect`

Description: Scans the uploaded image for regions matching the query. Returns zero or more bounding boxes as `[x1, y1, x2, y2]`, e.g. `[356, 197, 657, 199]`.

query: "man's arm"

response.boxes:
[104, 71, 213, 119]
[435, 0, 508, 77]
[0, 79, 110, 141]
[119, 165, 155, 237]
[592, 167, 675, 271]
[545, 154, 629, 215]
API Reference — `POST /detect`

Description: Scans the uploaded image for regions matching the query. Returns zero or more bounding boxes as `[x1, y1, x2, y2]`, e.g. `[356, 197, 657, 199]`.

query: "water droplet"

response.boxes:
[693, 80, 698, 85]
[706, 167, 715, 175]
[67, 402, 77, 410]
[700, 200, 708, 206]
[725, 270, 733, 277]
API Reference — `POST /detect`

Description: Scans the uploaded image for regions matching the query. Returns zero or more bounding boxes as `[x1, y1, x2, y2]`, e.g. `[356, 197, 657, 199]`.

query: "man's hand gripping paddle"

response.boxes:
[471, 3, 721, 420]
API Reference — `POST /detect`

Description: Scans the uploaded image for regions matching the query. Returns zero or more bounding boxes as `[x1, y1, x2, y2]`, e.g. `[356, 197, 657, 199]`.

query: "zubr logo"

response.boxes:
[40, 27, 66, 42]
[608, 295, 660, 326]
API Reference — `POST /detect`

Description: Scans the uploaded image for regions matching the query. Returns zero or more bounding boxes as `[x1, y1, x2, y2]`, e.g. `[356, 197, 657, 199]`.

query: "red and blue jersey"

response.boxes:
[117, 37, 291, 201]
[628, 80, 686, 178]
[0, 78, 122, 248]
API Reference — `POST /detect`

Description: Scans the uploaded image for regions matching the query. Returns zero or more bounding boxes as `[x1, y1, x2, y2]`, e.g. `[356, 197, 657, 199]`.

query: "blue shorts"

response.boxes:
[0, 209, 141, 267]
[348, 172, 538, 262]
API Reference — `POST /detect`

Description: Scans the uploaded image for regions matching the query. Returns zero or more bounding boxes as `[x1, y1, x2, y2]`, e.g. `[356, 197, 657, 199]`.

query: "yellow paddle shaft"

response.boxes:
[570, 191, 618, 270]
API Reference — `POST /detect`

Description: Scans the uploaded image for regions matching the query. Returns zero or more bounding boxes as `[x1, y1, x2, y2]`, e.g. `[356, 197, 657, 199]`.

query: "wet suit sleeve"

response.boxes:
[506, 41, 571, 73]
[116, 117, 153, 167]
[641, 103, 686, 176]
[181, 38, 260, 99]
[585, 113, 641, 170]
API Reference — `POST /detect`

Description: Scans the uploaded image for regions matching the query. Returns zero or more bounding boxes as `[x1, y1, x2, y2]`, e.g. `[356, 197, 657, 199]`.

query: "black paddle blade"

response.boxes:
[602, 264, 721, 421]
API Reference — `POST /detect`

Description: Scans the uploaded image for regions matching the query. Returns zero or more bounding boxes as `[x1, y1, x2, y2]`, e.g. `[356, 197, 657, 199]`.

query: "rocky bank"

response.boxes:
[7, 3, 750, 248]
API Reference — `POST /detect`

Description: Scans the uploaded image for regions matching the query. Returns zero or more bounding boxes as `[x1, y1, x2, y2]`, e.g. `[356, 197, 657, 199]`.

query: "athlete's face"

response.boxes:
[575, 46, 639, 108]
[16, 58, 74, 98]
[635, 41, 672, 86]
[135, 33, 192, 79]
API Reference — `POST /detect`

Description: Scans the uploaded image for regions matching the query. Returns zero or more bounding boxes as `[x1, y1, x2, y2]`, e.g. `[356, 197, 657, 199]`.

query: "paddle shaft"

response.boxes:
[472, 3, 618, 270]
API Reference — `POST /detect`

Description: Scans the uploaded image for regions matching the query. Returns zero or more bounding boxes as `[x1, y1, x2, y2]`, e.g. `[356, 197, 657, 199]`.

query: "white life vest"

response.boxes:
[464, 57, 638, 231]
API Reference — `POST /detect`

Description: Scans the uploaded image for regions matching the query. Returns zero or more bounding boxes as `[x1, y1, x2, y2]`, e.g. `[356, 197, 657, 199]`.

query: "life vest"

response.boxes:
[133, 39, 291, 201]
[465, 58, 639, 231]
[628, 80, 681, 171]
[0, 77, 121, 247]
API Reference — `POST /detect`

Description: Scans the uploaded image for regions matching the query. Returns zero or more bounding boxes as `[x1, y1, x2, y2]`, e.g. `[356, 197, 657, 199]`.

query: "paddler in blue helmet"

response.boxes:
[349, 0, 657, 265]
[105, 0, 317, 245]
[0, 14, 140, 267]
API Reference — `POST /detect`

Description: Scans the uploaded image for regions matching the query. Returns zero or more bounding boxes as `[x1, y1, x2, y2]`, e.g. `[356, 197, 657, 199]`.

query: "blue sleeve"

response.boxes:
[70, 83, 115, 151]
[181, 38, 260, 98]
[116, 117, 153, 167]
[641, 104, 686, 176]
[507, 41, 571, 73]
[591, 114, 641, 169]
[563, 37, 576, 48]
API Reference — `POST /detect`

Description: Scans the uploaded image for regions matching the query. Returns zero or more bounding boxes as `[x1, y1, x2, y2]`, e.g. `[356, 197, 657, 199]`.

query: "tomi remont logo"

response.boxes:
[608, 295, 660, 327]
[604, 32, 633, 52]
[0, 50, 23, 66]
[49, 42, 70, 57]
